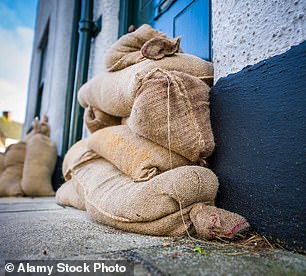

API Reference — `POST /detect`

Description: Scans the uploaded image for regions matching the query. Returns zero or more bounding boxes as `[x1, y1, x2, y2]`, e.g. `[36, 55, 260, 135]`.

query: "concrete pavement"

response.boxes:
[0, 197, 305, 275]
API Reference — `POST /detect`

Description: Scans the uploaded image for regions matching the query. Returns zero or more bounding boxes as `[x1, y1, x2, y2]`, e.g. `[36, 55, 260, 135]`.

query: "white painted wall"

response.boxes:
[25, 0, 120, 148]
[89, 0, 120, 77]
[212, 0, 306, 81]
[83, 0, 120, 138]
[24, 0, 77, 154]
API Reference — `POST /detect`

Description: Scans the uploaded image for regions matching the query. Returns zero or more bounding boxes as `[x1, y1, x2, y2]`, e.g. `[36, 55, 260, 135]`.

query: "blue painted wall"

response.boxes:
[211, 41, 306, 251]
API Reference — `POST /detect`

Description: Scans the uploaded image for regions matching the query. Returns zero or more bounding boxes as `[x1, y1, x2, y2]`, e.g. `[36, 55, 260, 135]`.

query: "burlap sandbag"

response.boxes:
[78, 53, 213, 117]
[24, 115, 50, 142]
[57, 138, 101, 209]
[62, 159, 218, 236]
[121, 117, 129, 125]
[21, 134, 57, 196]
[84, 105, 121, 133]
[189, 204, 250, 239]
[62, 138, 100, 181]
[59, 159, 249, 238]
[128, 68, 215, 162]
[141, 36, 182, 60]
[0, 142, 25, 197]
[56, 179, 86, 211]
[105, 24, 181, 71]
[87, 125, 192, 182]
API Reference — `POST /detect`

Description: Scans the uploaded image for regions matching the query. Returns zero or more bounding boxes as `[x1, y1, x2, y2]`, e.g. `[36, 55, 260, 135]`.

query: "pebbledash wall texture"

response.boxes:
[212, 0, 306, 81]
[210, 0, 306, 250]
[89, 0, 120, 77]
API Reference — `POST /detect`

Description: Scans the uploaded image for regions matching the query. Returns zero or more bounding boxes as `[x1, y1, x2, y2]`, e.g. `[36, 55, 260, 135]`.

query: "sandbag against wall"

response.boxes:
[104, 24, 165, 71]
[128, 68, 215, 162]
[190, 204, 249, 239]
[87, 125, 192, 182]
[0, 142, 25, 197]
[104, 24, 182, 72]
[21, 134, 57, 196]
[57, 158, 249, 238]
[64, 158, 219, 236]
[78, 53, 213, 117]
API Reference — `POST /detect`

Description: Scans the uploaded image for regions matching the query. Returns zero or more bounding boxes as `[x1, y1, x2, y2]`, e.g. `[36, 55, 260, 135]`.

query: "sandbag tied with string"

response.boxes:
[104, 24, 182, 72]
[128, 68, 215, 162]
[57, 24, 250, 240]
[21, 115, 58, 196]
[24, 115, 51, 142]
[78, 53, 213, 118]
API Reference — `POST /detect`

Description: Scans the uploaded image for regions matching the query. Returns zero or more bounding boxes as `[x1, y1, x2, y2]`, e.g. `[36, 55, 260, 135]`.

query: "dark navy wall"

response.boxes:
[211, 41, 306, 251]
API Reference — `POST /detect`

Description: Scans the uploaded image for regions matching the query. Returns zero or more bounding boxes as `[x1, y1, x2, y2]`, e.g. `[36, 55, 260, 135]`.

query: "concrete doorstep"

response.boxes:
[0, 197, 305, 276]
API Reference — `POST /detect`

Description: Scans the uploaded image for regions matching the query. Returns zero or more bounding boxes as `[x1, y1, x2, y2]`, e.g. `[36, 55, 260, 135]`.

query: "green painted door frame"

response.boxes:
[62, 0, 101, 156]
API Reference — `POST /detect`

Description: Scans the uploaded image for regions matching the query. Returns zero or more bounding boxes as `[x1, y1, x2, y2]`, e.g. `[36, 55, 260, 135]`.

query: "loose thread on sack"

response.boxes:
[165, 74, 193, 239]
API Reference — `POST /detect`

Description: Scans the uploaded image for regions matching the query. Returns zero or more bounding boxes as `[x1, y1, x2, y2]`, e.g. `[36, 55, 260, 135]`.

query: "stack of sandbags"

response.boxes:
[88, 125, 191, 182]
[56, 24, 250, 239]
[78, 25, 213, 118]
[0, 116, 57, 197]
[57, 141, 249, 239]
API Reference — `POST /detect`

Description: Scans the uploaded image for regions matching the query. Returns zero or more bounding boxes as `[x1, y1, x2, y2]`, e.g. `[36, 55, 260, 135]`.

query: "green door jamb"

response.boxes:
[61, 0, 81, 157]
[68, 0, 101, 149]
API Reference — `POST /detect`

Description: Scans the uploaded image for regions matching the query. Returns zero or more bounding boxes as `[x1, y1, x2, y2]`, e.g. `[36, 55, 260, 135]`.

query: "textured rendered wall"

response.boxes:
[82, 0, 120, 137]
[89, 0, 120, 77]
[24, 0, 76, 154]
[212, 0, 306, 81]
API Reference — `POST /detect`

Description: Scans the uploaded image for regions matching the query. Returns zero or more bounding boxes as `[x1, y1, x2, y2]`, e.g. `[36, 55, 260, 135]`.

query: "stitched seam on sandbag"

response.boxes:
[173, 72, 206, 152]
[223, 220, 249, 237]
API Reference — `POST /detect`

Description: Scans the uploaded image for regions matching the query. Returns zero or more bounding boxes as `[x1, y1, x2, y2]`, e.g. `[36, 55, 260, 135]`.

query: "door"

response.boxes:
[130, 0, 211, 61]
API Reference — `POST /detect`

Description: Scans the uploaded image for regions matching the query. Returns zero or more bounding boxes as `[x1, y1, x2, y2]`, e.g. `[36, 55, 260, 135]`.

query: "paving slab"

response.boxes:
[0, 197, 306, 275]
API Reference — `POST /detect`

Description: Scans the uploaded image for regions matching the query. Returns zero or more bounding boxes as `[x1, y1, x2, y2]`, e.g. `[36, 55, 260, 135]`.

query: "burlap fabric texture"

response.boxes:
[21, 134, 57, 196]
[62, 138, 100, 181]
[128, 68, 215, 162]
[84, 105, 121, 133]
[56, 179, 86, 211]
[0, 152, 4, 173]
[56, 150, 250, 238]
[0, 142, 25, 197]
[190, 204, 250, 239]
[87, 125, 191, 182]
[57, 25, 249, 239]
[78, 53, 213, 117]
[57, 156, 218, 236]
[104, 24, 182, 72]
[24, 115, 50, 142]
